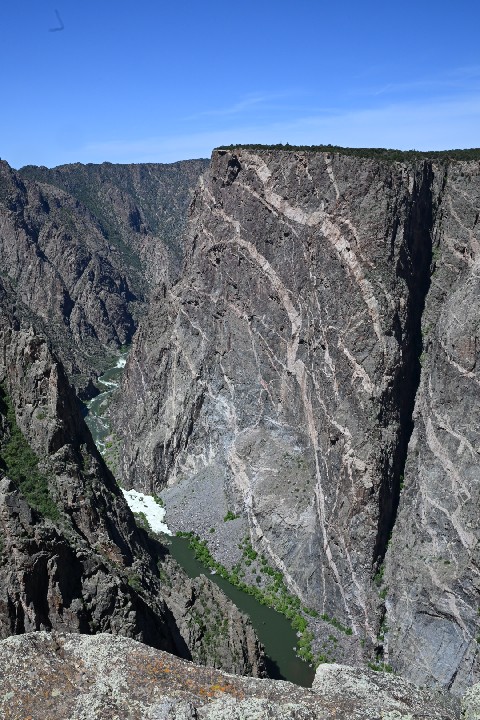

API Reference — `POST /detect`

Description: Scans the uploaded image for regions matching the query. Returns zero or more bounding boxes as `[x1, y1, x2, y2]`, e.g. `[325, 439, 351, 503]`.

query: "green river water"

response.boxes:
[85, 353, 315, 688]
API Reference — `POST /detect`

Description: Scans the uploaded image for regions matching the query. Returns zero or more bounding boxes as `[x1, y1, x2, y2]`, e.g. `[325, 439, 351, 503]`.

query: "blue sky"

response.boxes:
[1, 0, 480, 168]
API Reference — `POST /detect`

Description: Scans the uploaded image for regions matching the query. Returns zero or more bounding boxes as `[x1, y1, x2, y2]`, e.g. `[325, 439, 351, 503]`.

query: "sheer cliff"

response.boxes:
[114, 148, 480, 693]
[0, 160, 137, 394]
[384, 160, 480, 693]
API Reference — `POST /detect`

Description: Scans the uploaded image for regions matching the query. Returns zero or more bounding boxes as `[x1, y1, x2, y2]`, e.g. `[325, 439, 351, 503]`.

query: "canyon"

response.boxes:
[0, 146, 479, 716]
[115, 148, 480, 694]
[0, 158, 207, 396]
[0, 158, 262, 677]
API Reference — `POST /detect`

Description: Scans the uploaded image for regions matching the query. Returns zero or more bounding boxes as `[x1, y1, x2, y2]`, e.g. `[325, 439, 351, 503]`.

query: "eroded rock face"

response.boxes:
[0, 632, 460, 720]
[115, 149, 480, 692]
[0, 280, 175, 647]
[1, 158, 208, 394]
[19, 159, 209, 286]
[161, 555, 264, 676]
[384, 162, 480, 693]
[0, 161, 138, 393]
[0, 277, 263, 676]
[116, 149, 433, 633]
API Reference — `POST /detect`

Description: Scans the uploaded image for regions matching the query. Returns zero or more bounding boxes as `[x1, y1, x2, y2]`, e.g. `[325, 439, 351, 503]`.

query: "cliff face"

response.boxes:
[19, 159, 210, 285]
[0, 161, 138, 394]
[0, 159, 207, 395]
[384, 161, 480, 693]
[116, 149, 433, 627]
[115, 149, 480, 692]
[0, 275, 263, 676]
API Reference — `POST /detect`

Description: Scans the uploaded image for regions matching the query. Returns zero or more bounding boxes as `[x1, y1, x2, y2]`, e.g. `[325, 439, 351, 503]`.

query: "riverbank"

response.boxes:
[84, 349, 315, 686]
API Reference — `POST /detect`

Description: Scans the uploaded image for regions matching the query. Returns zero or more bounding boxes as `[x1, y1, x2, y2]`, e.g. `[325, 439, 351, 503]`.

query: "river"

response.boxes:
[85, 351, 315, 688]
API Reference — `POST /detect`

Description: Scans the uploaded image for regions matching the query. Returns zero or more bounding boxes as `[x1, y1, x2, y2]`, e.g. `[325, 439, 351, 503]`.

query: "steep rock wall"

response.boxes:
[1, 159, 207, 394]
[115, 149, 480, 692]
[19, 159, 209, 286]
[0, 161, 138, 392]
[116, 149, 433, 636]
[384, 161, 480, 693]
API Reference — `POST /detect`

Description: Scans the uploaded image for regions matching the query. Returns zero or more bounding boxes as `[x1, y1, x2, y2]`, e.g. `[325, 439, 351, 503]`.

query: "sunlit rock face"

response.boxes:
[0, 632, 460, 720]
[115, 148, 480, 693]
[384, 160, 480, 694]
[19, 159, 210, 287]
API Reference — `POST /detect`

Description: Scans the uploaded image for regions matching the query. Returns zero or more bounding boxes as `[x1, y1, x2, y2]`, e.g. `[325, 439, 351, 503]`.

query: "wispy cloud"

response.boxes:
[447, 65, 480, 79]
[186, 94, 273, 119]
[185, 89, 310, 121]
[354, 65, 480, 99]
[73, 92, 480, 166]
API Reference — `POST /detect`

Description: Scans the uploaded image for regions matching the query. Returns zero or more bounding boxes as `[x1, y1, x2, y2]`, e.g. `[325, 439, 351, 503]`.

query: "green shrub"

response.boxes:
[368, 661, 393, 672]
[182, 532, 324, 666]
[320, 612, 353, 635]
[373, 564, 385, 586]
[0, 386, 59, 522]
[133, 511, 150, 532]
[127, 572, 143, 593]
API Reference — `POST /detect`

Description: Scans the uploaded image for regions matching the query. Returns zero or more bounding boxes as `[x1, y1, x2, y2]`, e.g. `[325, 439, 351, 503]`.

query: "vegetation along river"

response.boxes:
[85, 350, 315, 688]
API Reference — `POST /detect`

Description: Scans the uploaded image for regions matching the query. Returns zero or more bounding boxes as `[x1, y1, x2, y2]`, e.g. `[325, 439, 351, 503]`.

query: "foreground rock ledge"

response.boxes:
[0, 632, 459, 719]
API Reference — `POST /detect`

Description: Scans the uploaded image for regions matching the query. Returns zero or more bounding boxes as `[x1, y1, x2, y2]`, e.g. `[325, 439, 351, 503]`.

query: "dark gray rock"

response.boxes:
[160, 555, 264, 676]
[114, 149, 480, 693]
[1, 158, 208, 394]
[0, 160, 138, 392]
[19, 159, 210, 285]
[384, 161, 480, 694]
[0, 276, 264, 676]
[115, 148, 433, 647]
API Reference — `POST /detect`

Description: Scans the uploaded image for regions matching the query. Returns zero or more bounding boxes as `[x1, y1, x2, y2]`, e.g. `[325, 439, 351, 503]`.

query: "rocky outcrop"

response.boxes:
[161, 555, 264, 676]
[0, 632, 460, 719]
[0, 276, 263, 676]
[462, 683, 480, 719]
[114, 148, 480, 693]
